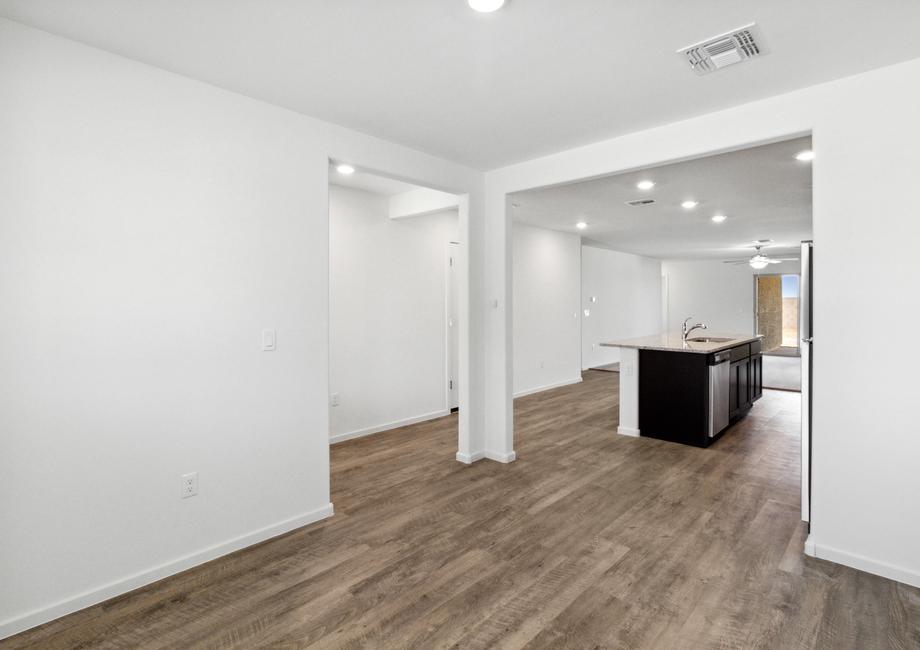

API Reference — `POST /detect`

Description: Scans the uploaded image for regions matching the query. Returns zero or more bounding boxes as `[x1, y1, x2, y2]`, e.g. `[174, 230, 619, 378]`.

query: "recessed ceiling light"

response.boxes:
[681, 200, 699, 209]
[336, 164, 355, 175]
[795, 150, 815, 162]
[636, 180, 655, 190]
[711, 214, 727, 223]
[468, 0, 505, 12]
[576, 221, 588, 230]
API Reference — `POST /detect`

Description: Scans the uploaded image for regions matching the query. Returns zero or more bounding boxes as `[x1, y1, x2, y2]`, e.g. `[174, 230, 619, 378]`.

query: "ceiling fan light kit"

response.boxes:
[723, 243, 798, 269]
[749, 255, 770, 270]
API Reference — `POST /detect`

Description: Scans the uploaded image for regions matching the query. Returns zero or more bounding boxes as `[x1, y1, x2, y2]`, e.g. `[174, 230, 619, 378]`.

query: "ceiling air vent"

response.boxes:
[625, 198, 655, 207]
[678, 23, 767, 75]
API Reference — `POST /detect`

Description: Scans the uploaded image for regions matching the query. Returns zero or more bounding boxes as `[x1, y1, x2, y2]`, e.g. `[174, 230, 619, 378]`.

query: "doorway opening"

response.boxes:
[506, 133, 813, 521]
[756, 273, 803, 391]
[756, 273, 801, 354]
[327, 163, 462, 450]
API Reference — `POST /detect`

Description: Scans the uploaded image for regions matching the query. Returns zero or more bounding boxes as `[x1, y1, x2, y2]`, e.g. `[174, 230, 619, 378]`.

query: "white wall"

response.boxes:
[581, 245, 661, 369]
[661, 259, 801, 335]
[484, 55, 920, 588]
[0, 18, 484, 639]
[512, 224, 581, 396]
[389, 187, 460, 219]
[329, 185, 457, 442]
[513, 237, 662, 391]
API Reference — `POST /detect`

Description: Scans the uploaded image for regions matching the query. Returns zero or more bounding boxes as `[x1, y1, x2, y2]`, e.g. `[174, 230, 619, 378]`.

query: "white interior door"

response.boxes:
[448, 242, 460, 411]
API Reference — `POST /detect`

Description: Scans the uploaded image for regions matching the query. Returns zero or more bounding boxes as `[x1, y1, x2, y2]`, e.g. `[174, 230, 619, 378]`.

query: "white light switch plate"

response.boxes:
[262, 329, 276, 351]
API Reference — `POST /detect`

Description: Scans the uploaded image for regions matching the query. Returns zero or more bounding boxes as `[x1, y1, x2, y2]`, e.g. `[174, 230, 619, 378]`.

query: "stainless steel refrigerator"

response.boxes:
[800, 241, 813, 524]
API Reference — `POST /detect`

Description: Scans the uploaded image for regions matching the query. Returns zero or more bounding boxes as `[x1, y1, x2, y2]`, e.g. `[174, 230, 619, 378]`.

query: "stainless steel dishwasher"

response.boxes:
[708, 351, 731, 437]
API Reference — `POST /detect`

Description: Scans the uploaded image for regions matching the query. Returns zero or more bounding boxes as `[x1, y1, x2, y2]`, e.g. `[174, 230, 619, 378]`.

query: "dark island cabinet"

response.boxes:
[750, 352, 763, 402]
[639, 339, 763, 448]
[730, 340, 763, 420]
[729, 358, 750, 418]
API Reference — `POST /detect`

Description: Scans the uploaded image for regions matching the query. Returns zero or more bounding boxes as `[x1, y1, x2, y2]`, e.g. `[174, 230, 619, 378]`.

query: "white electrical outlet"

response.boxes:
[625, 363, 634, 377]
[181, 472, 198, 498]
[330, 392, 340, 407]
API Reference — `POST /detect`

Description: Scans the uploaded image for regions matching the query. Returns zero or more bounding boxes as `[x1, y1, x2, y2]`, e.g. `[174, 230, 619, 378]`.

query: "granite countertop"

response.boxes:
[599, 332, 763, 354]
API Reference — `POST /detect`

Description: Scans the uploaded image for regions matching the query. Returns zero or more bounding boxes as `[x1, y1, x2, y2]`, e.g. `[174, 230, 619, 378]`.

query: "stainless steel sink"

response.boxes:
[687, 336, 734, 343]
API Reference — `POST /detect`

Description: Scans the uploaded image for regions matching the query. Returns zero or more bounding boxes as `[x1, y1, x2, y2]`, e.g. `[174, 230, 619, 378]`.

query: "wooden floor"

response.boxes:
[6, 371, 920, 648]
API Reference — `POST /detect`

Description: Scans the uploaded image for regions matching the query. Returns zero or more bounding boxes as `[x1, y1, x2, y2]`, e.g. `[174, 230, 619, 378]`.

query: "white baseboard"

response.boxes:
[456, 450, 516, 464]
[617, 426, 640, 437]
[807, 539, 920, 588]
[485, 450, 517, 463]
[513, 377, 582, 398]
[0, 504, 334, 641]
[803, 534, 816, 557]
[456, 450, 486, 464]
[330, 409, 450, 445]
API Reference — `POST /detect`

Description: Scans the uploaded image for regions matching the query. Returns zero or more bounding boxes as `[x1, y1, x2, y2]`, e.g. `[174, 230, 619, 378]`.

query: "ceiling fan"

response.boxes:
[723, 244, 798, 270]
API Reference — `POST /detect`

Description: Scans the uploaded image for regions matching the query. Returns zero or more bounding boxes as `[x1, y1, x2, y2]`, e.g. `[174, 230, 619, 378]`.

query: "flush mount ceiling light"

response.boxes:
[468, 0, 505, 12]
[681, 200, 699, 209]
[795, 150, 815, 162]
[636, 180, 655, 190]
[336, 164, 355, 175]
[711, 214, 727, 223]
[576, 221, 588, 230]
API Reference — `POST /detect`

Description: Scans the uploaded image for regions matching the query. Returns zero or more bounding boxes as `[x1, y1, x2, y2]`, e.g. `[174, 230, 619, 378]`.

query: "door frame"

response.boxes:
[325, 156, 473, 462]
[753, 272, 802, 354]
[800, 241, 813, 524]
[445, 241, 460, 412]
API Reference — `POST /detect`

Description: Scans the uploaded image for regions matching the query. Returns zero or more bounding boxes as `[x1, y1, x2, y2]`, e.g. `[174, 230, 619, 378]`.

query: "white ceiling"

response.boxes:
[329, 166, 422, 196]
[511, 136, 812, 260]
[2, 2, 920, 169]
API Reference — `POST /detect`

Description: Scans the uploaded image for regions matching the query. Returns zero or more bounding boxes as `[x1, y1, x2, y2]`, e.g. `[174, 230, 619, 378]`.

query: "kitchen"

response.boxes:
[510, 135, 812, 453]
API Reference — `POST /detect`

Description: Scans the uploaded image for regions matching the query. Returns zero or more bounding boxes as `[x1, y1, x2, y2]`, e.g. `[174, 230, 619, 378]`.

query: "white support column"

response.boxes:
[617, 347, 640, 437]
[480, 183, 515, 463]
[455, 194, 482, 464]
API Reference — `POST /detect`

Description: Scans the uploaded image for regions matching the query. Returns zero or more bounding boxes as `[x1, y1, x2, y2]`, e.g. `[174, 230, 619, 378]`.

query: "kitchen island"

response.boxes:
[601, 333, 763, 447]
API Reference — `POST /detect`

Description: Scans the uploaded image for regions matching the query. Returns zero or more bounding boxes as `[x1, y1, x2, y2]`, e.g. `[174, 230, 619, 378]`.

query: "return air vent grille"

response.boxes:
[735, 29, 761, 57]
[625, 198, 655, 207]
[678, 23, 766, 75]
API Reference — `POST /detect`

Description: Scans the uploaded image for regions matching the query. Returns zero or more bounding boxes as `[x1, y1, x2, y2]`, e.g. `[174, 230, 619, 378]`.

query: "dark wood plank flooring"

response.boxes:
[5, 370, 919, 648]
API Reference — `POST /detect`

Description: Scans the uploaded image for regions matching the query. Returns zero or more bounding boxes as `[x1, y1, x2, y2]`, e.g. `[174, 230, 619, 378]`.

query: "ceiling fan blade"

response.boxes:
[722, 260, 750, 264]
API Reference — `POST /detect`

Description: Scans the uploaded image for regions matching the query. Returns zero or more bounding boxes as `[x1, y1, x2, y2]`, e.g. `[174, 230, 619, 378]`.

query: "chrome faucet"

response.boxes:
[682, 316, 708, 341]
